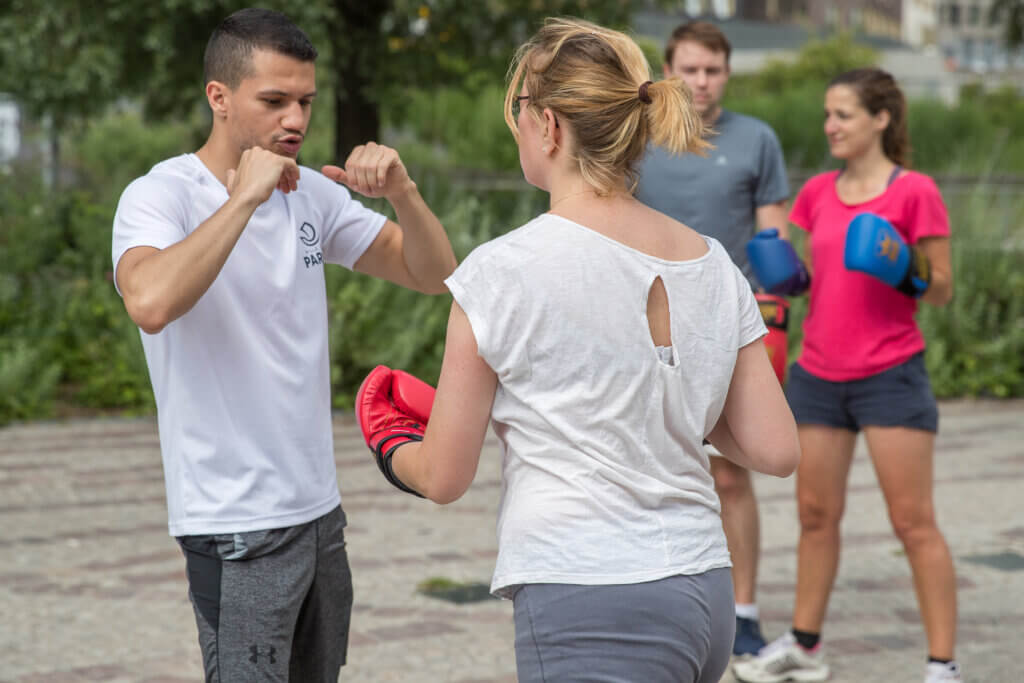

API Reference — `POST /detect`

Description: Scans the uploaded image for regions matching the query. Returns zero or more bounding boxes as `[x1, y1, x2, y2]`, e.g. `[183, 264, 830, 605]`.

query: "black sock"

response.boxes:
[928, 656, 953, 665]
[791, 628, 820, 650]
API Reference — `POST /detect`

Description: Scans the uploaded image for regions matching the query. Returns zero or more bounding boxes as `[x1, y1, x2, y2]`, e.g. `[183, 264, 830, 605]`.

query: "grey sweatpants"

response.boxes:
[178, 506, 353, 683]
[513, 568, 735, 683]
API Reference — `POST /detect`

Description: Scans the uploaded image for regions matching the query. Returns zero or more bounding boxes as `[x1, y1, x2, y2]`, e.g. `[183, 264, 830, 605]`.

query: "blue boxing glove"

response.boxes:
[844, 213, 930, 298]
[746, 228, 811, 296]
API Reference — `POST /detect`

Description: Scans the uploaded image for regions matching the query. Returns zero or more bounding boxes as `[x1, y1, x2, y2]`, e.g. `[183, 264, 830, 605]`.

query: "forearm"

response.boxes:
[707, 417, 744, 465]
[915, 237, 953, 306]
[121, 195, 259, 333]
[387, 183, 457, 294]
[711, 411, 799, 477]
[919, 261, 953, 306]
[715, 343, 801, 477]
[756, 202, 790, 239]
[393, 440, 476, 504]
[390, 442, 432, 500]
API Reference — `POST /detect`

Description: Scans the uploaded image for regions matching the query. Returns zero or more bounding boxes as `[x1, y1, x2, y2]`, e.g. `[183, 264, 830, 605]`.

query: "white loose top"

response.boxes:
[444, 214, 767, 598]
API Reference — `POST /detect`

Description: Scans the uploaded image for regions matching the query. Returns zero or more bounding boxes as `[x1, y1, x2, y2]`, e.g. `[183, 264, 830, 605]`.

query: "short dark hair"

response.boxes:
[664, 21, 731, 67]
[203, 8, 318, 88]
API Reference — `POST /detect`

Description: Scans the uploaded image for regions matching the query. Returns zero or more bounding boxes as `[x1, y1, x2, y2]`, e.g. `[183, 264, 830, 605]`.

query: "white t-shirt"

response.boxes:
[444, 214, 767, 598]
[112, 153, 386, 536]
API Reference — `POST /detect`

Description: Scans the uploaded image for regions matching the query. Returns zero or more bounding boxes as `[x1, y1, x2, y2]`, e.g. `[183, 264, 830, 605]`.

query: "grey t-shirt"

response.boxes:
[634, 109, 789, 285]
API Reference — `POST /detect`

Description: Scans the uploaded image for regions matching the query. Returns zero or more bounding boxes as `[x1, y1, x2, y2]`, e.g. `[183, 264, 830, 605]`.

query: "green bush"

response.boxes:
[71, 110, 202, 203]
[0, 341, 62, 422]
[920, 185, 1024, 398]
[728, 33, 878, 100]
[0, 173, 155, 425]
[2, 59, 1024, 426]
[922, 245, 1024, 398]
[385, 85, 520, 172]
[724, 80, 836, 171]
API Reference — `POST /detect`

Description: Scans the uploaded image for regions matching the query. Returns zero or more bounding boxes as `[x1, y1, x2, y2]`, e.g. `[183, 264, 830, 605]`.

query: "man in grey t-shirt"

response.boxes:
[635, 20, 791, 657]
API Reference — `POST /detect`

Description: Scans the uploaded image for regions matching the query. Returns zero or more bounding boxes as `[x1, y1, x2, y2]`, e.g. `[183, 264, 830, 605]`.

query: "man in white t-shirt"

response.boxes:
[111, 8, 456, 681]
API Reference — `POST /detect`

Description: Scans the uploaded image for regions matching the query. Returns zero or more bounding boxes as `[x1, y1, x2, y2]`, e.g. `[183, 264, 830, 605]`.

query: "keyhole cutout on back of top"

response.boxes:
[647, 276, 673, 352]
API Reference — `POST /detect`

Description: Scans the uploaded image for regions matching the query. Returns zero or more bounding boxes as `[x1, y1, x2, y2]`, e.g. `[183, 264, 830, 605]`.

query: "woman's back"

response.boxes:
[554, 196, 712, 346]
[444, 210, 767, 596]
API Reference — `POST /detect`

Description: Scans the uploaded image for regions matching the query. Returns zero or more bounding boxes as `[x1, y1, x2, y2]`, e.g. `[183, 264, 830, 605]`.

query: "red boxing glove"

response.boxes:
[356, 365, 435, 497]
[755, 294, 789, 385]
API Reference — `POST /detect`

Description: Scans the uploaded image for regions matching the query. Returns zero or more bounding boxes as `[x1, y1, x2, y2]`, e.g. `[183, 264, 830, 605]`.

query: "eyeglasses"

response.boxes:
[512, 95, 559, 128]
[512, 95, 530, 118]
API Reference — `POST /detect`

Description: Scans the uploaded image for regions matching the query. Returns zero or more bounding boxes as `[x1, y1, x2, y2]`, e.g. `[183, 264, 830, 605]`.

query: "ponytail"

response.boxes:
[644, 78, 711, 161]
[506, 18, 710, 195]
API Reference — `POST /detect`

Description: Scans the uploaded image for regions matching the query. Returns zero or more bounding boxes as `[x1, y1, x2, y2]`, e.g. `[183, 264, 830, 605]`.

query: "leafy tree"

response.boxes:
[989, 0, 1024, 48]
[0, 2, 124, 185]
[0, 0, 645, 164]
[726, 33, 878, 99]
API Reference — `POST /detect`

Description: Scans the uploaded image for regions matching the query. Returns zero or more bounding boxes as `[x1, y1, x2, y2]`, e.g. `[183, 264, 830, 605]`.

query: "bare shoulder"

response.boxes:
[629, 201, 709, 261]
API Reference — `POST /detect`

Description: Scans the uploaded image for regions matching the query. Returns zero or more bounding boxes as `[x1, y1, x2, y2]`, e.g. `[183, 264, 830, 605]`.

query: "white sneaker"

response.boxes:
[925, 661, 963, 682]
[732, 631, 830, 682]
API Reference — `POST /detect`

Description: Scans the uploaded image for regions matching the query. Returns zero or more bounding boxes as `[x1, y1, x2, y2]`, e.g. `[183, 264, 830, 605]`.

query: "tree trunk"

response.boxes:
[49, 128, 60, 190]
[329, 0, 391, 161]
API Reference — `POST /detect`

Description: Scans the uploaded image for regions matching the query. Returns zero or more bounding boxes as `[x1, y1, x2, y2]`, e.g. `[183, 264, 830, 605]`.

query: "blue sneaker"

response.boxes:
[733, 615, 767, 657]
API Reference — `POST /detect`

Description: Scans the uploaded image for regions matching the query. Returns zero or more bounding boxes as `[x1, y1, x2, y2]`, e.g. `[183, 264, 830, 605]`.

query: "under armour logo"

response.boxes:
[250, 644, 277, 664]
[877, 235, 901, 262]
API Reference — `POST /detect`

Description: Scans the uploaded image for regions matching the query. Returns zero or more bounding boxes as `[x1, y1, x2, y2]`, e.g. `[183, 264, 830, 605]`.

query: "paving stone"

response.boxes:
[2, 399, 1022, 681]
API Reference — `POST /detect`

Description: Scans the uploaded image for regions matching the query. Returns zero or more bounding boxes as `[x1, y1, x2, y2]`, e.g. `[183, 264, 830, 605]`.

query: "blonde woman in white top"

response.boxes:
[356, 17, 800, 683]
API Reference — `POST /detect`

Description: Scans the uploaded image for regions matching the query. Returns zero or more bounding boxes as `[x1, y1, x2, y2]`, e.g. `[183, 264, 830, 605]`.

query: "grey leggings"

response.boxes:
[513, 568, 734, 683]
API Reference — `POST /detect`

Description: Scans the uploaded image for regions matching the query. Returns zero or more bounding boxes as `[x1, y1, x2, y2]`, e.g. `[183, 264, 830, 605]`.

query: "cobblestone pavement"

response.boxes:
[1, 399, 1021, 682]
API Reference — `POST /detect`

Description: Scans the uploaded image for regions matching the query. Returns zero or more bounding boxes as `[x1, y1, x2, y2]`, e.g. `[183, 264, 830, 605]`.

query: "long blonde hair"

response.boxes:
[504, 17, 710, 195]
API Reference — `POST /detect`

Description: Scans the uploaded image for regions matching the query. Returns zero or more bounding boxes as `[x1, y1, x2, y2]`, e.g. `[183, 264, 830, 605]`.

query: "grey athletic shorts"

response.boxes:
[512, 568, 734, 683]
[177, 505, 353, 683]
[786, 352, 938, 433]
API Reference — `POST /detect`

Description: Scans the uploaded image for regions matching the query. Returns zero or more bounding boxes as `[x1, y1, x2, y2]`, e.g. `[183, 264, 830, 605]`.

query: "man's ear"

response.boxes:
[662, 62, 672, 79]
[206, 81, 230, 119]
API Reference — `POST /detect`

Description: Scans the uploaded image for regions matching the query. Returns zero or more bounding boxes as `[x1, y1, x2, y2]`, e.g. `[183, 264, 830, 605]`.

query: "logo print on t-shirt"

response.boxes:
[299, 221, 324, 268]
[299, 222, 319, 246]
[715, 155, 728, 166]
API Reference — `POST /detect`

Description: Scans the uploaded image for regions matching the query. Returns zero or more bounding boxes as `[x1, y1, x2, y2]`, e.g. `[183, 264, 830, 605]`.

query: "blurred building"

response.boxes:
[636, 0, 1021, 103]
[936, 0, 1024, 73]
[903, 0, 940, 47]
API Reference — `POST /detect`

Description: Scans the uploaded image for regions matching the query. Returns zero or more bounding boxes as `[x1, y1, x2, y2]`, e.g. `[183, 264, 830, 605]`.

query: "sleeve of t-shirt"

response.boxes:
[444, 242, 518, 375]
[307, 170, 388, 269]
[753, 124, 790, 206]
[788, 174, 826, 233]
[903, 174, 951, 244]
[735, 263, 769, 348]
[111, 174, 190, 296]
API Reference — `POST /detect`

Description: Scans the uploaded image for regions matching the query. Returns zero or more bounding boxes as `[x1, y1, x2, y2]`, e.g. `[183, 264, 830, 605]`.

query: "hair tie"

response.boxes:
[638, 80, 653, 104]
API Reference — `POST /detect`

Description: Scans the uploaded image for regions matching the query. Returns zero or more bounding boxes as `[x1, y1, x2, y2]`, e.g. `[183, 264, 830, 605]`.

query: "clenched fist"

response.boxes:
[322, 142, 413, 200]
[226, 146, 301, 206]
